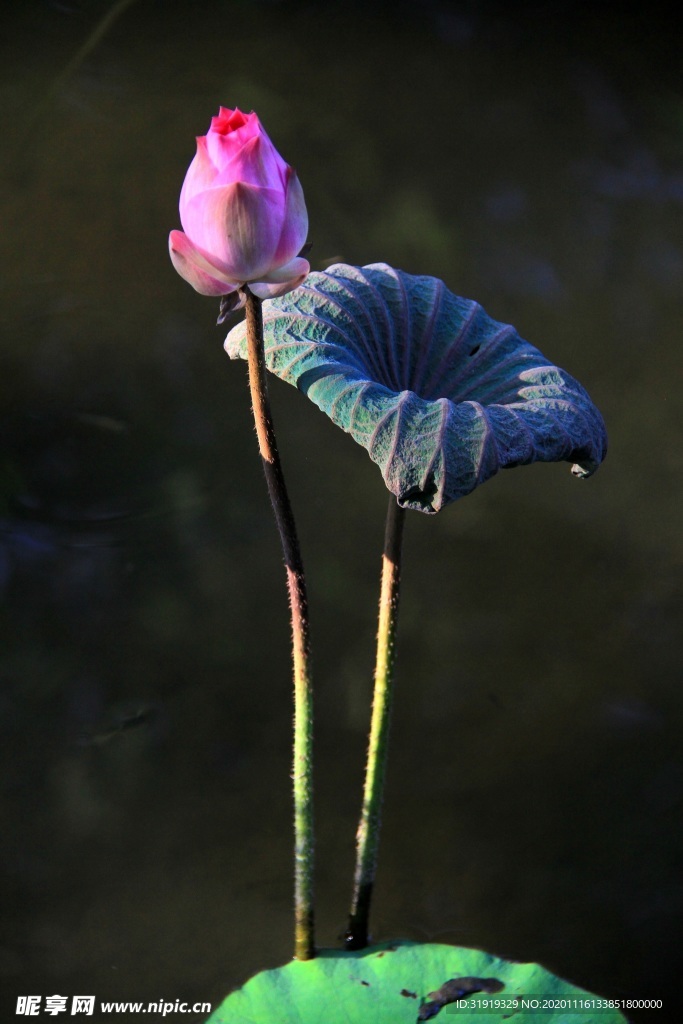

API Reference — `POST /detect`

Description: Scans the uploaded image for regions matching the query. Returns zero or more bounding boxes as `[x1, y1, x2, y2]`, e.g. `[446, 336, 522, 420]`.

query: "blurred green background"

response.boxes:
[1, 2, 681, 1021]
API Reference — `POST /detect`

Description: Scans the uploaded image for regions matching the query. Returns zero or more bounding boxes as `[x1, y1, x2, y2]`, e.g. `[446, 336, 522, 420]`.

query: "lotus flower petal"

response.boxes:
[179, 136, 217, 214]
[181, 182, 284, 282]
[206, 108, 256, 167]
[170, 107, 308, 298]
[168, 230, 241, 297]
[271, 169, 309, 268]
[225, 262, 607, 513]
[214, 133, 288, 190]
[249, 257, 310, 300]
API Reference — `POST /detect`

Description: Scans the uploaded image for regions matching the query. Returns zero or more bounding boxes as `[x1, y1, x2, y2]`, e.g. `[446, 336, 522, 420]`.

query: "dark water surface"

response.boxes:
[1, 2, 682, 1021]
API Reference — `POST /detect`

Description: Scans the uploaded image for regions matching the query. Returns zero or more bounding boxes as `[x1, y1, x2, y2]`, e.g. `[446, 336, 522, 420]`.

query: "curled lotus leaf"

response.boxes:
[225, 263, 607, 513]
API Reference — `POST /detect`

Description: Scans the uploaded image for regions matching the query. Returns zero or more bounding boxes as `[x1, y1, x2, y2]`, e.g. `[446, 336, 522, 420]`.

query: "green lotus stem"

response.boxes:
[346, 495, 406, 950]
[244, 288, 315, 961]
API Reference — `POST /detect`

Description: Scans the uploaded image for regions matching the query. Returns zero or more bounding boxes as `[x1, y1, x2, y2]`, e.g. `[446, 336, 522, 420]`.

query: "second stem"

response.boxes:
[346, 495, 405, 949]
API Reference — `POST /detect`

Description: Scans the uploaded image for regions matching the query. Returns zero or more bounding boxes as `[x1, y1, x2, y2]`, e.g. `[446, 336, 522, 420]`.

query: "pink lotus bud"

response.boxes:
[169, 108, 309, 304]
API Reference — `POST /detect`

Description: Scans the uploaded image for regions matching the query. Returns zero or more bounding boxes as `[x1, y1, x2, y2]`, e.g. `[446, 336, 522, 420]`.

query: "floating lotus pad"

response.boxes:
[208, 940, 628, 1023]
[225, 263, 607, 513]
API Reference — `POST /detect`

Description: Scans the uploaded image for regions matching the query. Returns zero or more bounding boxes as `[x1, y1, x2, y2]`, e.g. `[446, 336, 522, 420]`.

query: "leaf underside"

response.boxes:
[226, 263, 607, 513]
[207, 940, 628, 1024]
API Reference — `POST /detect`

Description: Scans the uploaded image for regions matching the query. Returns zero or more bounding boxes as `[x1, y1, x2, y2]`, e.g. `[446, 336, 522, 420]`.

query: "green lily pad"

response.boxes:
[208, 941, 628, 1023]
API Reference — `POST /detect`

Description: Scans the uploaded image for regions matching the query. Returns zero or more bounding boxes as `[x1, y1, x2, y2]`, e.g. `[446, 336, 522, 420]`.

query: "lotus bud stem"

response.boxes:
[244, 288, 315, 961]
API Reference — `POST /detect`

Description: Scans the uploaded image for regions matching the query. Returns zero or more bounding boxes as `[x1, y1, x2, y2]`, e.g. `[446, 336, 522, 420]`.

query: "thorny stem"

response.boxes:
[244, 288, 315, 961]
[346, 495, 405, 949]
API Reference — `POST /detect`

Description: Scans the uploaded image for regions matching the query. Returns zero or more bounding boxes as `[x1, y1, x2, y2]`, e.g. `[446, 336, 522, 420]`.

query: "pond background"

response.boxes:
[1, 1, 682, 1021]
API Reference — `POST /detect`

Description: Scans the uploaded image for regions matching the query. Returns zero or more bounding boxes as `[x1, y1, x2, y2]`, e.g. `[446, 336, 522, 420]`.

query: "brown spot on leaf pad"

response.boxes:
[418, 976, 504, 1020]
